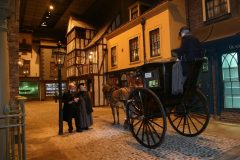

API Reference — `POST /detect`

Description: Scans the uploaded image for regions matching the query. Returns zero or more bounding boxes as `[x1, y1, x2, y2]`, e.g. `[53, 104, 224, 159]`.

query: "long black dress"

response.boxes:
[77, 91, 93, 129]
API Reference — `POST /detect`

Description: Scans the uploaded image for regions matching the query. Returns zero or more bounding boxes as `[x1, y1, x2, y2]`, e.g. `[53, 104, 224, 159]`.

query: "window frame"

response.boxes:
[111, 46, 117, 67]
[129, 37, 139, 63]
[149, 28, 160, 58]
[202, 0, 231, 22]
[131, 6, 139, 20]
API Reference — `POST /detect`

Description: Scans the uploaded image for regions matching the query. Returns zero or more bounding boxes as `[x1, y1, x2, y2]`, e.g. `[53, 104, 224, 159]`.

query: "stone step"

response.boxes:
[220, 112, 240, 124]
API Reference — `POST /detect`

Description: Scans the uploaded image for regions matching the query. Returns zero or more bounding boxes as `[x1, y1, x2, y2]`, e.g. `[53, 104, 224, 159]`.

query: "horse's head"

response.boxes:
[102, 83, 114, 99]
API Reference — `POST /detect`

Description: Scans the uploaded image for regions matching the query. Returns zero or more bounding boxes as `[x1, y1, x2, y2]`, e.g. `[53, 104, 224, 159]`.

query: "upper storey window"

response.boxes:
[150, 28, 160, 57]
[111, 46, 117, 67]
[128, 1, 151, 21]
[203, 0, 231, 22]
[131, 6, 139, 20]
[129, 37, 139, 62]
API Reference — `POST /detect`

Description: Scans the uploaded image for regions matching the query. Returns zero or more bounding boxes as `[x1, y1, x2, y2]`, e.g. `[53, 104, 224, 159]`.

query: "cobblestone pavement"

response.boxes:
[25, 101, 240, 160]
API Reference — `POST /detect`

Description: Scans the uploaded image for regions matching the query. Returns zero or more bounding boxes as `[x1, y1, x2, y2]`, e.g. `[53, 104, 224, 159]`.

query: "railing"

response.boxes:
[0, 96, 26, 160]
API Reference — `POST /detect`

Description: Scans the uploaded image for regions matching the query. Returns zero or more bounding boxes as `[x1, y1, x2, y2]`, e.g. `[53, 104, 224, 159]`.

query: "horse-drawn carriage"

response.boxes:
[126, 58, 210, 148]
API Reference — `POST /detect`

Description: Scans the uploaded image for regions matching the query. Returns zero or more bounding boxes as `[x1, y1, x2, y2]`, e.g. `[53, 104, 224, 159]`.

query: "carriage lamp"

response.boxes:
[52, 41, 66, 135]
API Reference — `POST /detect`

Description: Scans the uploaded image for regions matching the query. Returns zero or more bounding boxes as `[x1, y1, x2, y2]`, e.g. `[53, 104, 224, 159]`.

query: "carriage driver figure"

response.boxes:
[175, 26, 203, 77]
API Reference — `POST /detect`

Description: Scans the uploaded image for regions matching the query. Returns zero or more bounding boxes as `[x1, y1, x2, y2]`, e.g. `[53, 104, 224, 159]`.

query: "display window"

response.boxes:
[45, 83, 66, 97]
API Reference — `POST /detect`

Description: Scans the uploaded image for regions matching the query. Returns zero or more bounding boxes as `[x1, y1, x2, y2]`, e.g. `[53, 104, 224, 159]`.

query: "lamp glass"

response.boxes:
[52, 47, 66, 66]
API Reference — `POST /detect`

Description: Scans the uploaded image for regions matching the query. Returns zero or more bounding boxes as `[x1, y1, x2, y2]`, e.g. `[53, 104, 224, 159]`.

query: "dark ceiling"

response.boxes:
[20, 0, 160, 41]
[20, 0, 119, 40]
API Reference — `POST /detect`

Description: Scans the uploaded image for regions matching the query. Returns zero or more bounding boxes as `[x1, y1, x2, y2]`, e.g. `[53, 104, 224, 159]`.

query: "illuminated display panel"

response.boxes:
[19, 81, 39, 98]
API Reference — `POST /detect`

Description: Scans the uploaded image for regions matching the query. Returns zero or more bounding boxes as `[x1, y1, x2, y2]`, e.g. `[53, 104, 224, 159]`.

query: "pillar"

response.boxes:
[0, 15, 10, 160]
[8, 0, 20, 100]
[0, 0, 19, 159]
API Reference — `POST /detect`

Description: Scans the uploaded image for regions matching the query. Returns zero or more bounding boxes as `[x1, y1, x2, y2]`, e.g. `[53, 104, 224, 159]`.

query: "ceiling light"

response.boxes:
[41, 22, 47, 27]
[49, 5, 54, 10]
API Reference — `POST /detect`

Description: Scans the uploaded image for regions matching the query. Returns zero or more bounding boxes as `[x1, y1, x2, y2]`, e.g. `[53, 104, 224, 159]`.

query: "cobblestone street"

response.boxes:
[25, 101, 240, 160]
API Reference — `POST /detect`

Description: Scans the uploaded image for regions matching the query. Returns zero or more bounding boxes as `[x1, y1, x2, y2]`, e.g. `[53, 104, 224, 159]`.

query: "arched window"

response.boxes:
[222, 52, 240, 109]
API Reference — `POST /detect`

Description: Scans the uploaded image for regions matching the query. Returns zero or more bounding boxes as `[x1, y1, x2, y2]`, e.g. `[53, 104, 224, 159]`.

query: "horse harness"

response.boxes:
[107, 87, 129, 106]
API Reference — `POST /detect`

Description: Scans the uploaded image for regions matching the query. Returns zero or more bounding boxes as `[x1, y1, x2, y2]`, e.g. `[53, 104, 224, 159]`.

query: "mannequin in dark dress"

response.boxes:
[76, 83, 93, 130]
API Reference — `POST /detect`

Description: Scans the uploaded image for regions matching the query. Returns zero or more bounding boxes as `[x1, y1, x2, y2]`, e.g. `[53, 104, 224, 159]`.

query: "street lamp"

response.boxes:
[52, 41, 66, 135]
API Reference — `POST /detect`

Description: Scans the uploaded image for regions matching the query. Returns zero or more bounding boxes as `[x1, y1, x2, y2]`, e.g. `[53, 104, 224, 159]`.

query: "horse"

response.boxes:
[102, 83, 130, 127]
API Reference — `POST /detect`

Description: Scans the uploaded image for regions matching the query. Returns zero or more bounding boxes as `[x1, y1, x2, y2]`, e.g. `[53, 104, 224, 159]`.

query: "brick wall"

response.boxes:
[230, 0, 240, 16]
[188, 0, 204, 30]
[188, 0, 240, 30]
[8, 0, 19, 100]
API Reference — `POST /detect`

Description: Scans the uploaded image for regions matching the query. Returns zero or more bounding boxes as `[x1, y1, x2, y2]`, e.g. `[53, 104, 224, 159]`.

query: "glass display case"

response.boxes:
[45, 83, 66, 97]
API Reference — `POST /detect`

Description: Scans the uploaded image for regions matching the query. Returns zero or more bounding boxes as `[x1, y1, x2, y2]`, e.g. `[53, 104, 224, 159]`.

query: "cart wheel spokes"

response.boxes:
[127, 88, 167, 148]
[168, 89, 209, 137]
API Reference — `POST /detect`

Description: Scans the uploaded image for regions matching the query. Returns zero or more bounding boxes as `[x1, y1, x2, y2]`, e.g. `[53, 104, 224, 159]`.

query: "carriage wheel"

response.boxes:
[168, 89, 209, 137]
[127, 88, 167, 148]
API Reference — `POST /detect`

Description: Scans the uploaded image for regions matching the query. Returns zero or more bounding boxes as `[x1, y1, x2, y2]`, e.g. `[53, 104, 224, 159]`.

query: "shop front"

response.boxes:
[202, 35, 240, 119]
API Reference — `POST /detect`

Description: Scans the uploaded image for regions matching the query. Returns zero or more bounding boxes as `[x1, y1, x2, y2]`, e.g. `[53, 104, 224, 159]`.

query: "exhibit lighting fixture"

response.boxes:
[49, 5, 54, 10]
[41, 22, 47, 27]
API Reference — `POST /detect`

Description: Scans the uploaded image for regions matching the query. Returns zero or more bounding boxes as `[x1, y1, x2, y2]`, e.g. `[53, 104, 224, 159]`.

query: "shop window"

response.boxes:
[202, 0, 230, 21]
[111, 46, 117, 67]
[45, 83, 66, 97]
[129, 37, 139, 62]
[222, 52, 240, 109]
[150, 28, 160, 57]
